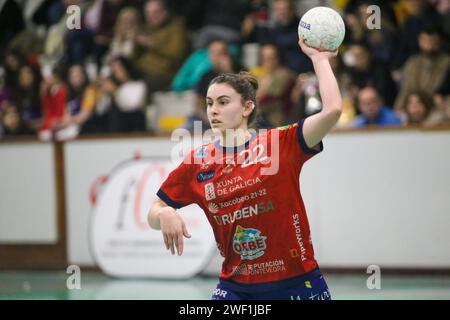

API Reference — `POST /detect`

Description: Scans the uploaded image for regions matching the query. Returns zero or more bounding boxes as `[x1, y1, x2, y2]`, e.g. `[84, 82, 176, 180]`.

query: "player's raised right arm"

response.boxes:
[298, 37, 342, 148]
[148, 198, 191, 255]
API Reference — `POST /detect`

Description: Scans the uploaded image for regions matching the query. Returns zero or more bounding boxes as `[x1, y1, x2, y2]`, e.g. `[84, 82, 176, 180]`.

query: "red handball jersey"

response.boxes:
[157, 119, 323, 287]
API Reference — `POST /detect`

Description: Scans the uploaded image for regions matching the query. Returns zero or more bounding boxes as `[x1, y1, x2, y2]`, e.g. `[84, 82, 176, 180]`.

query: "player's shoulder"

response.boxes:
[266, 122, 300, 139]
[276, 122, 300, 131]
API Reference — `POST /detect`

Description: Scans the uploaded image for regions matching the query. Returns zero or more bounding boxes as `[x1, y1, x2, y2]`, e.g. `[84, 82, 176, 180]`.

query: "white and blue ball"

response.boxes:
[298, 6, 345, 52]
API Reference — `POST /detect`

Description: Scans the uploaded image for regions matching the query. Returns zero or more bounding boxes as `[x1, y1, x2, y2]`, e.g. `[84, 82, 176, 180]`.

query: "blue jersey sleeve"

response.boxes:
[276, 119, 324, 163]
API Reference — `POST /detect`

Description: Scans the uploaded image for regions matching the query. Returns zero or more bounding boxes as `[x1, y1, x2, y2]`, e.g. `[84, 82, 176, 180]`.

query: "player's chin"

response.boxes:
[210, 122, 224, 132]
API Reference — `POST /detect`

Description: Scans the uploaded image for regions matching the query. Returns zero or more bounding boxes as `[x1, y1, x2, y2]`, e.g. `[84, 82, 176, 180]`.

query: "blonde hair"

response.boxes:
[114, 7, 141, 39]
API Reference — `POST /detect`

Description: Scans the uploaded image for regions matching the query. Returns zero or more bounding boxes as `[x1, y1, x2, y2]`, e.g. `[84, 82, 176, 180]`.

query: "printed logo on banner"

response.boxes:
[90, 158, 216, 278]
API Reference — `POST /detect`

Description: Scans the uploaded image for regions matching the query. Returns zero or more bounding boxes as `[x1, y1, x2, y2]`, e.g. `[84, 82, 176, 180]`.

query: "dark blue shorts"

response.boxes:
[211, 268, 331, 300]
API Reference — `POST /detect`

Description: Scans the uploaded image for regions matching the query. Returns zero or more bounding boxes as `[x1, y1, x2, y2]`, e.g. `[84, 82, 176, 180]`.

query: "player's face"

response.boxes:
[206, 83, 248, 133]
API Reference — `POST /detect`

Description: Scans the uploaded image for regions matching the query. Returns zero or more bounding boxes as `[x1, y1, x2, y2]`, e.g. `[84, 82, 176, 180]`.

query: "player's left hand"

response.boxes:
[298, 36, 338, 61]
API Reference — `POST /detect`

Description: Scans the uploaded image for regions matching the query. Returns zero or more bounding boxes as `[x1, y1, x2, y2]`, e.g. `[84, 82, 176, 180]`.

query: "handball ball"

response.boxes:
[298, 6, 345, 52]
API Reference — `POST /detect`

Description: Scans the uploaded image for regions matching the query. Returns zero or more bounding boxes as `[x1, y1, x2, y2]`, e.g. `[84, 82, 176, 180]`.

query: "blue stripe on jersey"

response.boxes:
[297, 119, 324, 155]
[156, 189, 186, 209]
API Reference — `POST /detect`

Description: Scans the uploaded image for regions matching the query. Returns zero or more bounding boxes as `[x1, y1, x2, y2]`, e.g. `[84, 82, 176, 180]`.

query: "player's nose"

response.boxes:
[209, 103, 220, 116]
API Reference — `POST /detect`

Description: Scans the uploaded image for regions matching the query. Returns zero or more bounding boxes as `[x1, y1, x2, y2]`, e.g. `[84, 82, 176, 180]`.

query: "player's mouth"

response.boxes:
[211, 119, 222, 125]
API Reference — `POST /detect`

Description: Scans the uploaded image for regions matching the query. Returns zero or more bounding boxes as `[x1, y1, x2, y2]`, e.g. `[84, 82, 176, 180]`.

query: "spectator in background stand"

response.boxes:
[241, 0, 270, 44]
[134, 0, 189, 94]
[85, 0, 138, 68]
[107, 7, 142, 62]
[401, 91, 437, 126]
[0, 66, 14, 111]
[170, 39, 240, 93]
[0, 0, 24, 57]
[290, 55, 356, 128]
[342, 42, 397, 107]
[163, 0, 206, 31]
[266, 0, 313, 74]
[391, 0, 441, 72]
[193, 0, 252, 49]
[394, 26, 450, 111]
[31, 0, 67, 28]
[15, 64, 43, 131]
[54, 64, 97, 139]
[85, 56, 146, 133]
[433, 67, 450, 123]
[2, 50, 25, 89]
[39, 66, 68, 140]
[251, 43, 295, 128]
[182, 40, 238, 132]
[435, 0, 450, 49]
[343, 0, 398, 68]
[353, 86, 401, 128]
[1, 101, 33, 137]
[42, 0, 86, 65]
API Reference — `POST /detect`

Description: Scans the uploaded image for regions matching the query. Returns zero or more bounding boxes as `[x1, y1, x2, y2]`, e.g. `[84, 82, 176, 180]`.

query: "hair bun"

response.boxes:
[239, 71, 259, 91]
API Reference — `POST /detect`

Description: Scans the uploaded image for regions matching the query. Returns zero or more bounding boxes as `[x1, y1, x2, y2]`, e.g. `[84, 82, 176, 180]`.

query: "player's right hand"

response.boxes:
[298, 36, 338, 60]
[159, 207, 191, 256]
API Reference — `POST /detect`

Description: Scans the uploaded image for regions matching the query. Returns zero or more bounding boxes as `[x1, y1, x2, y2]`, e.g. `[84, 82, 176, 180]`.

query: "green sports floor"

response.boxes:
[1, 271, 449, 300]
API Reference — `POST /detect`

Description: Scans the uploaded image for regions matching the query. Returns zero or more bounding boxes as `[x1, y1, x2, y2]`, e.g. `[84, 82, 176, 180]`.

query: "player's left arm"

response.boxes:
[298, 37, 342, 148]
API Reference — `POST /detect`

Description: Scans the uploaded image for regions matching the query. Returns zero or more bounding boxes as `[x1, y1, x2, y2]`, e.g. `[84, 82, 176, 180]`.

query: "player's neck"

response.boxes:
[219, 128, 251, 148]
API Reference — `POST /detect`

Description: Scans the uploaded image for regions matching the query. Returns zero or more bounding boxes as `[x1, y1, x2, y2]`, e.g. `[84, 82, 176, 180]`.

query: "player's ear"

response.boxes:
[244, 101, 255, 117]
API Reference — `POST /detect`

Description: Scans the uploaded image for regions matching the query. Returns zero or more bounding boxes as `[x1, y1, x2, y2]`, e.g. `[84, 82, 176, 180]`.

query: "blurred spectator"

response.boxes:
[394, 26, 450, 111]
[353, 86, 402, 128]
[265, 0, 313, 74]
[1, 101, 33, 137]
[401, 90, 440, 126]
[39, 66, 68, 140]
[435, 0, 450, 47]
[238, 0, 270, 44]
[15, 64, 43, 131]
[182, 40, 238, 132]
[0, 67, 14, 108]
[290, 72, 320, 122]
[82, 0, 139, 67]
[251, 43, 295, 128]
[290, 55, 357, 127]
[0, 0, 24, 57]
[7, 28, 44, 65]
[30, 0, 67, 28]
[43, 0, 86, 65]
[432, 67, 450, 123]
[344, 0, 399, 67]
[193, 0, 252, 49]
[171, 40, 240, 93]
[83, 56, 146, 133]
[3, 50, 26, 88]
[392, 0, 441, 71]
[134, 0, 189, 93]
[164, 0, 205, 31]
[342, 42, 397, 106]
[107, 7, 142, 61]
[57, 64, 97, 137]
